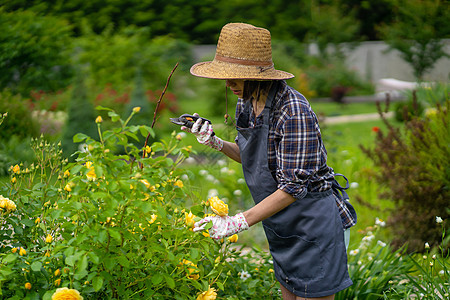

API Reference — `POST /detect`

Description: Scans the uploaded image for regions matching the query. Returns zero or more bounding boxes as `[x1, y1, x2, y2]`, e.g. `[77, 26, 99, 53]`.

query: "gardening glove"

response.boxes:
[193, 213, 249, 240]
[181, 113, 224, 151]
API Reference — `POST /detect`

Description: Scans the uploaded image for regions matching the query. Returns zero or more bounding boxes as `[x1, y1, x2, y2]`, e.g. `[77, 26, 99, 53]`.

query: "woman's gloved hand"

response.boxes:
[193, 213, 249, 240]
[181, 113, 224, 151]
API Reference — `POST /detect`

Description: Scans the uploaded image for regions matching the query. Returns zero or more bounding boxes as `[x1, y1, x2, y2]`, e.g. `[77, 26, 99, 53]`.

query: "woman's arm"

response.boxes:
[243, 189, 295, 226]
[220, 140, 241, 163]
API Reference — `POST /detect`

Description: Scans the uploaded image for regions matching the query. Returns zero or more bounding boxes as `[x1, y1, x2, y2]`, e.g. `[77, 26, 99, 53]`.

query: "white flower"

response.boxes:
[220, 167, 229, 174]
[181, 174, 189, 181]
[425, 242, 430, 249]
[439, 270, 445, 275]
[199, 170, 208, 176]
[357, 260, 362, 265]
[206, 175, 215, 182]
[341, 150, 349, 156]
[237, 178, 246, 184]
[377, 240, 387, 247]
[362, 235, 375, 243]
[350, 182, 359, 189]
[177, 132, 187, 138]
[217, 159, 226, 166]
[207, 189, 219, 198]
[344, 159, 352, 165]
[240, 271, 251, 281]
[78, 143, 89, 153]
[432, 255, 436, 260]
[349, 249, 359, 256]
[436, 216, 443, 223]
[185, 157, 196, 164]
[233, 190, 242, 196]
[375, 217, 386, 227]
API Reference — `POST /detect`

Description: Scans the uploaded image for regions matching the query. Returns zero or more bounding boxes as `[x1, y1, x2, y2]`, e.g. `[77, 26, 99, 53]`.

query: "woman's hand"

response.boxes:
[193, 213, 249, 240]
[181, 113, 224, 151]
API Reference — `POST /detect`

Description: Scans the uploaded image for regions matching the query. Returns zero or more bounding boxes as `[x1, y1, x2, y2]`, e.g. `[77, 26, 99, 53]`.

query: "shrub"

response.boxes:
[361, 96, 450, 253]
[0, 91, 39, 140]
[0, 107, 279, 299]
[61, 73, 97, 159]
[0, 9, 73, 95]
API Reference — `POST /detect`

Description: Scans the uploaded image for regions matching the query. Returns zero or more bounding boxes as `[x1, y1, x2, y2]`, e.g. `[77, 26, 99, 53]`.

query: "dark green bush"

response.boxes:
[0, 9, 73, 95]
[61, 73, 97, 159]
[361, 96, 449, 253]
[0, 91, 39, 140]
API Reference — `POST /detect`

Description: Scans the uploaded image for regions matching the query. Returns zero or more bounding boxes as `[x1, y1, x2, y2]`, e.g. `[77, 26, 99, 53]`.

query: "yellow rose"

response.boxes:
[140, 179, 151, 189]
[19, 247, 27, 256]
[54, 269, 61, 276]
[46, 234, 53, 243]
[86, 167, 97, 181]
[185, 211, 196, 228]
[208, 196, 228, 216]
[54, 278, 61, 286]
[180, 259, 199, 280]
[12, 164, 20, 173]
[11, 247, 17, 253]
[64, 170, 70, 178]
[95, 116, 103, 123]
[35, 217, 41, 224]
[51, 287, 83, 300]
[25, 282, 32, 290]
[227, 234, 238, 243]
[197, 286, 217, 300]
[149, 214, 157, 224]
[132, 107, 141, 113]
[64, 184, 72, 192]
[174, 180, 184, 188]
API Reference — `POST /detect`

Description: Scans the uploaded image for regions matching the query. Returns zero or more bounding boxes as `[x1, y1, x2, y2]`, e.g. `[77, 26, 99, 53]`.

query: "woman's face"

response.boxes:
[226, 79, 245, 98]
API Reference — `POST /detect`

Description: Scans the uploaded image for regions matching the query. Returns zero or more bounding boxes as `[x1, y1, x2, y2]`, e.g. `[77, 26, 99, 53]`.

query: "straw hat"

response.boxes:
[190, 23, 294, 80]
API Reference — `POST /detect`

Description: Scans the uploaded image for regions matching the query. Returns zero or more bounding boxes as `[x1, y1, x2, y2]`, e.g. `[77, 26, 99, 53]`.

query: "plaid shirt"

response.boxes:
[235, 81, 356, 229]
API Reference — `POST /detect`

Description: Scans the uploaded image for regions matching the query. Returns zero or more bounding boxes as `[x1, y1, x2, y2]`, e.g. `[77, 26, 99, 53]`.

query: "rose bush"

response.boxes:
[0, 106, 279, 299]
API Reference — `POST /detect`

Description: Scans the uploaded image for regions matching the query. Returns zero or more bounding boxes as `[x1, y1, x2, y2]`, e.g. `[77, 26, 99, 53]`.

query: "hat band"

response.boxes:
[215, 54, 273, 67]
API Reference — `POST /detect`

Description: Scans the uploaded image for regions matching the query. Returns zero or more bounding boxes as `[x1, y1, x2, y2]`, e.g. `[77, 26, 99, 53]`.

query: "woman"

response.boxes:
[183, 23, 357, 300]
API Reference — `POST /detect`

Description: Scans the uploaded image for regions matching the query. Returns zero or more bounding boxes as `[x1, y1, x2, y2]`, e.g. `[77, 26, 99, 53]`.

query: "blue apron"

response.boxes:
[236, 82, 352, 298]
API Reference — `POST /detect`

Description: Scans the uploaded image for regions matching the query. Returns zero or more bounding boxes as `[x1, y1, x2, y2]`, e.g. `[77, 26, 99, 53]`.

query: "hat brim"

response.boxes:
[190, 60, 294, 80]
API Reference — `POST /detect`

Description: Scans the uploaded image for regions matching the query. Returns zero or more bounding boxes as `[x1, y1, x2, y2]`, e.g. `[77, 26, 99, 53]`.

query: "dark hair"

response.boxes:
[243, 81, 273, 101]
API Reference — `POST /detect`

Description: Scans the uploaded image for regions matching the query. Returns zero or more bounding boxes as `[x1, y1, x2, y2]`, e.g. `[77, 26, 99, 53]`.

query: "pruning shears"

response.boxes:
[170, 114, 215, 136]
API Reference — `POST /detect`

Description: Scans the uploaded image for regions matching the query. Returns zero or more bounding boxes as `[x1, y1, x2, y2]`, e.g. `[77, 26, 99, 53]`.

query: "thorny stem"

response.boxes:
[142, 62, 179, 162]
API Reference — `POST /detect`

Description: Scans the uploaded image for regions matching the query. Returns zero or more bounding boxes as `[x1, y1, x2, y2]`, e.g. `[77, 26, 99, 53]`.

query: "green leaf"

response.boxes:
[117, 255, 129, 268]
[151, 273, 163, 285]
[65, 255, 76, 266]
[190, 248, 199, 260]
[88, 252, 100, 264]
[2, 254, 17, 264]
[73, 133, 88, 143]
[108, 228, 122, 242]
[96, 105, 113, 112]
[31, 261, 43, 272]
[164, 274, 175, 289]
[77, 255, 88, 272]
[108, 111, 121, 122]
[92, 276, 104, 291]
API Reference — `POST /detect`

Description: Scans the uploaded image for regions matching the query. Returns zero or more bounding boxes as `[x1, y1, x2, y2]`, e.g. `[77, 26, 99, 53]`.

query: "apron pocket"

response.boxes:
[263, 225, 324, 281]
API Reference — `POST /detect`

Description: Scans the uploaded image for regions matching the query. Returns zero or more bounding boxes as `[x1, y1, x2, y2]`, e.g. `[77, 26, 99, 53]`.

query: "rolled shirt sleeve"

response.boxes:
[275, 111, 330, 199]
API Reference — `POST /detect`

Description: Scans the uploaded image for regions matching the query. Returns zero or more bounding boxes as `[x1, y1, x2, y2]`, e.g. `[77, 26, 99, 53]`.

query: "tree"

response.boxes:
[61, 70, 97, 160]
[377, 0, 450, 80]
[0, 9, 74, 95]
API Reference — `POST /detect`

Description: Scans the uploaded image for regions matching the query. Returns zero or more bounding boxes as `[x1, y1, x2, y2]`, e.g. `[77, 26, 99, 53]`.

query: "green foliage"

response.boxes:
[0, 91, 39, 140]
[61, 73, 97, 159]
[336, 222, 415, 300]
[0, 9, 74, 95]
[361, 96, 450, 253]
[74, 26, 192, 91]
[377, 0, 450, 79]
[0, 107, 280, 299]
[303, 58, 375, 100]
[306, 3, 361, 58]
